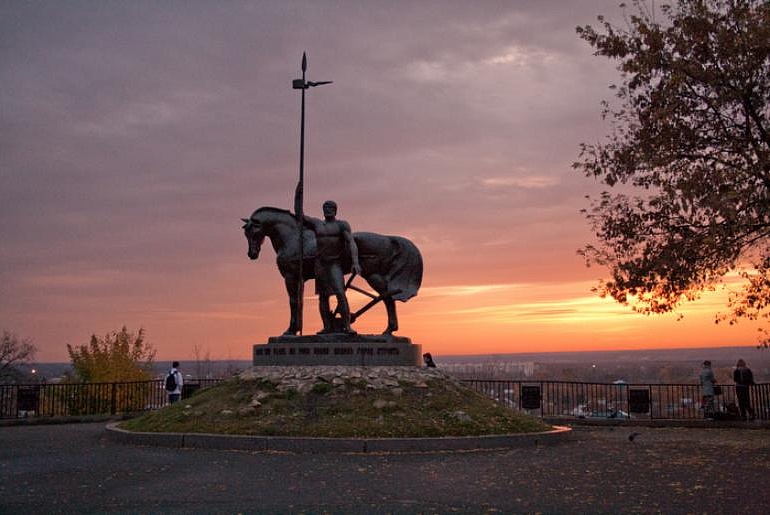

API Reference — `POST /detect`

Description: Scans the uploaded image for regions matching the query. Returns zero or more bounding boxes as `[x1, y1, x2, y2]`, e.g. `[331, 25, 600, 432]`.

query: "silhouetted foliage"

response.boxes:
[575, 0, 770, 346]
[0, 330, 37, 381]
[67, 326, 155, 382]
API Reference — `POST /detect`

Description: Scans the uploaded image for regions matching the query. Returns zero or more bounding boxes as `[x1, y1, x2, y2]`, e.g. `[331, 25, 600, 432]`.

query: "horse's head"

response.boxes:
[242, 215, 265, 260]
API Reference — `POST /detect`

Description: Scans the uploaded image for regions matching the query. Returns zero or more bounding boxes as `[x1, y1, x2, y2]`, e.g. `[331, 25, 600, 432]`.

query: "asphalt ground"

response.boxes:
[1, 423, 768, 514]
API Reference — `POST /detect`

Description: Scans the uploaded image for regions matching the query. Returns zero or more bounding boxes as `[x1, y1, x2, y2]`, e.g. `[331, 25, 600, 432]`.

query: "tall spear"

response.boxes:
[292, 52, 332, 335]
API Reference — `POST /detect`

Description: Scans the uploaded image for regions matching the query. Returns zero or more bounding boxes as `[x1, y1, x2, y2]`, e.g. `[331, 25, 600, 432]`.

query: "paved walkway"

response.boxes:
[1, 423, 768, 514]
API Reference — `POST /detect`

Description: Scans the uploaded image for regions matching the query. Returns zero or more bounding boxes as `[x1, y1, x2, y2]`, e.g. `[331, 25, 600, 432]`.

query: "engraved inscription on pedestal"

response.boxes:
[253, 336, 421, 366]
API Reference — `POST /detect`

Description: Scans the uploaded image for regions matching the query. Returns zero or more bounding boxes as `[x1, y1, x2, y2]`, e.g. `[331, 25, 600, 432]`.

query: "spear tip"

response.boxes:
[301, 52, 307, 72]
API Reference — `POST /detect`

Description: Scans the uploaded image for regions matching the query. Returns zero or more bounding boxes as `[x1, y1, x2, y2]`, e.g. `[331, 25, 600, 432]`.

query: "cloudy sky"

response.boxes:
[2, 1, 762, 362]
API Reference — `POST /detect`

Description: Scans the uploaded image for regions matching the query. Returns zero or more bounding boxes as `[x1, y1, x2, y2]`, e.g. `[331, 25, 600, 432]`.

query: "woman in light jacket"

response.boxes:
[699, 360, 716, 418]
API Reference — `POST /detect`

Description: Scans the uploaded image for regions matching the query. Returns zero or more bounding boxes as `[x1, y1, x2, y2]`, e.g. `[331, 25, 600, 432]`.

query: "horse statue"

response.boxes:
[242, 206, 422, 336]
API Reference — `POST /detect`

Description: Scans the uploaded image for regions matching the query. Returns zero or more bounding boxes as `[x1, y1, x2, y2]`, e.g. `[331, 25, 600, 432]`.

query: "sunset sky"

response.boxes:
[2, 1, 763, 362]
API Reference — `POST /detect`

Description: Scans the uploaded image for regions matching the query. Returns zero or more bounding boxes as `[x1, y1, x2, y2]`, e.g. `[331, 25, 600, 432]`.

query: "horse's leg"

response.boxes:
[383, 297, 399, 335]
[364, 273, 397, 335]
[283, 275, 299, 335]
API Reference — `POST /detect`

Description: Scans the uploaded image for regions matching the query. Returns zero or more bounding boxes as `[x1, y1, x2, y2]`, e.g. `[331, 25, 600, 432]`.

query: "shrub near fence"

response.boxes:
[0, 379, 222, 419]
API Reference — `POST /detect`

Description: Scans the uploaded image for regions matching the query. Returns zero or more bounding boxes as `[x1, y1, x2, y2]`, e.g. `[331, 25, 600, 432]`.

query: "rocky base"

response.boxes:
[118, 365, 554, 441]
[240, 365, 444, 393]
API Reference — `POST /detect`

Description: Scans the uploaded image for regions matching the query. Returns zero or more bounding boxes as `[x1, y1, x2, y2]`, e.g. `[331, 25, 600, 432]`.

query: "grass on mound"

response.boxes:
[120, 376, 551, 438]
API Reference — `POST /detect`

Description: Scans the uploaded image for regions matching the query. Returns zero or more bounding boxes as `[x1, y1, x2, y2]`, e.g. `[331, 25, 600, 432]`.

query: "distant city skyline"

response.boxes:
[24, 346, 770, 388]
[1, 1, 763, 361]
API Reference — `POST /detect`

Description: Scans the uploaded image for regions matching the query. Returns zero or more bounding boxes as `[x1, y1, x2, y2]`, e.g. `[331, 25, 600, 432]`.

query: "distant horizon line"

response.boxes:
[32, 344, 763, 365]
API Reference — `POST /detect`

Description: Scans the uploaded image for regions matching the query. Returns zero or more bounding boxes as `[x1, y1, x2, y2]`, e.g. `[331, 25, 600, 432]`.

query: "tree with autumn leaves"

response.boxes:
[67, 326, 155, 382]
[575, 0, 770, 346]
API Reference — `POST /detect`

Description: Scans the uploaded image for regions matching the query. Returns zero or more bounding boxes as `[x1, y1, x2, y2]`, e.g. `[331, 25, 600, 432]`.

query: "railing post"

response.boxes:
[539, 381, 544, 413]
[110, 382, 117, 415]
[625, 384, 630, 418]
[649, 385, 653, 420]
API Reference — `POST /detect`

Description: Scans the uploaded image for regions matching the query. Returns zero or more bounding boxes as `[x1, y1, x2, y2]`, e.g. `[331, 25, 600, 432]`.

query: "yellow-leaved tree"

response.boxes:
[67, 326, 155, 382]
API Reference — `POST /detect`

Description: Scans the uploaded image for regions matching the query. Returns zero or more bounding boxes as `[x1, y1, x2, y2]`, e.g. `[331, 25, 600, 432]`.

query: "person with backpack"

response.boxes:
[733, 359, 756, 421]
[165, 361, 183, 404]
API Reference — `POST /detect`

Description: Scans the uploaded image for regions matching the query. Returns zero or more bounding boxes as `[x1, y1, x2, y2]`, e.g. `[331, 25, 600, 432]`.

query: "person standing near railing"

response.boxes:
[165, 361, 183, 405]
[699, 360, 716, 419]
[733, 359, 756, 421]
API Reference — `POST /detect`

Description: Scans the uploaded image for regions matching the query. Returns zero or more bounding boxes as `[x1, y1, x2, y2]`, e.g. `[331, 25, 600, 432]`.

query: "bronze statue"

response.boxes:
[302, 201, 360, 334]
[242, 206, 422, 336]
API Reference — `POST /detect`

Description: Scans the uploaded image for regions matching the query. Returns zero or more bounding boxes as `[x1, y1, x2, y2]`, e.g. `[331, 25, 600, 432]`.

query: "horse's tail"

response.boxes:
[387, 236, 423, 302]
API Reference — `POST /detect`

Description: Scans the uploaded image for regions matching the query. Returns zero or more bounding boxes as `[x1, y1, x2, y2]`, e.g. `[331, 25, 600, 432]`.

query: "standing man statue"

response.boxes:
[303, 200, 361, 334]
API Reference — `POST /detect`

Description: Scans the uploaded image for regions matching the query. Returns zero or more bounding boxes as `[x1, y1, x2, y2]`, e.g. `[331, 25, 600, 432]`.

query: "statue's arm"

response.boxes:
[342, 221, 361, 273]
[302, 215, 320, 230]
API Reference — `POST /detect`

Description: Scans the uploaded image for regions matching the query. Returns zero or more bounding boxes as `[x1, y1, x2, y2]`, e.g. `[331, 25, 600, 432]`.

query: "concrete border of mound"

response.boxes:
[105, 422, 572, 453]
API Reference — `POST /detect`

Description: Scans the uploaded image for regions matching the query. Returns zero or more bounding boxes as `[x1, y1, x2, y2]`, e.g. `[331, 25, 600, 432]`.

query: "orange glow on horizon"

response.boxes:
[134, 279, 759, 362]
[24, 265, 763, 362]
[390, 280, 762, 356]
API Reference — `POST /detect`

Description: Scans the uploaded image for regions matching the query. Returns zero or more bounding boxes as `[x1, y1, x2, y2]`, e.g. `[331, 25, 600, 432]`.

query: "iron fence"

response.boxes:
[462, 379, 770, 421]
[2, 378, 768, 421]
[0, 379, 222, 420]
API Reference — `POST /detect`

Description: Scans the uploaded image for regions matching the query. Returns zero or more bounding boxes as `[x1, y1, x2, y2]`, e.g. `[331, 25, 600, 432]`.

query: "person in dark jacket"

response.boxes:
[167, 361, 183, 405]
[733, 359, 756, 421]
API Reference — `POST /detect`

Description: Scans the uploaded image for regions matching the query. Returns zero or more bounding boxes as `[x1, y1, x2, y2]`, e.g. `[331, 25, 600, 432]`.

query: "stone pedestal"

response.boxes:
[253, 334, 422, 366]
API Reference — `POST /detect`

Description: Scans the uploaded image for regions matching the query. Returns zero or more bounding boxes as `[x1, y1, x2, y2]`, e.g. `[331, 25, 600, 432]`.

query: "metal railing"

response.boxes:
[462, 379, 770, 421]
[2, 378, 767, 421]
[0, 379, 222, 420]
